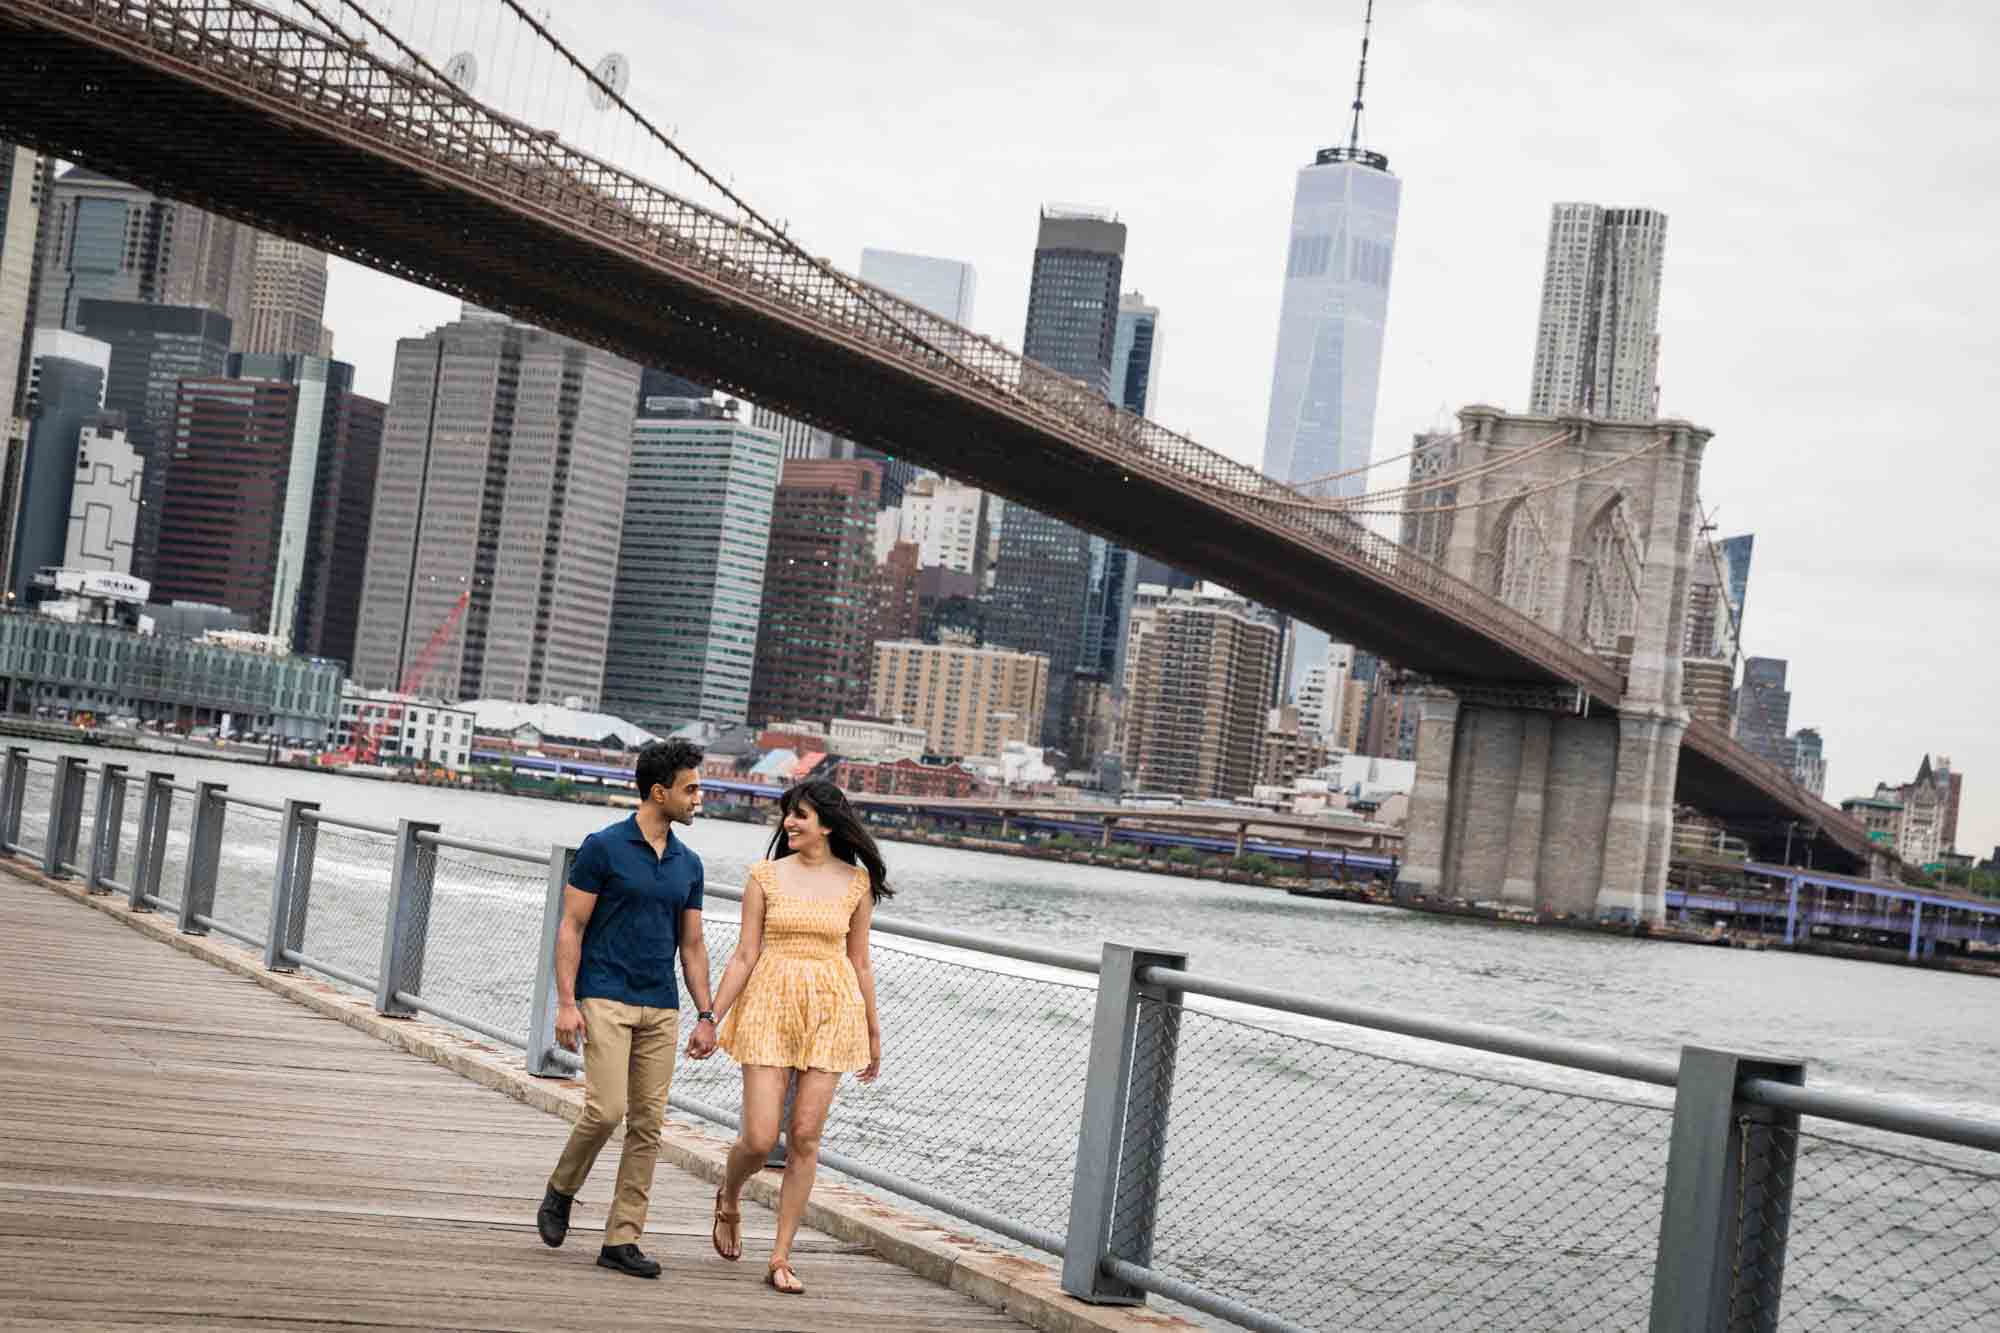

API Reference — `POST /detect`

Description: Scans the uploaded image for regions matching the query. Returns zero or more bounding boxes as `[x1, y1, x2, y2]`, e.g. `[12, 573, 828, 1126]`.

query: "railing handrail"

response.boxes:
[414, 829, 548, 864]
[1740, 1078, 2000, 1154]
[1139, 965, 1682, 1088]
[218, 793, 287, 814]
[297, 809, 398, 837]
[700, 882, 1101, 975]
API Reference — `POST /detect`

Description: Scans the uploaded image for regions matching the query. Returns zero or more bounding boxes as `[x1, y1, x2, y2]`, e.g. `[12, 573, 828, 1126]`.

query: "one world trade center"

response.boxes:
[1259, 2, 1399, 693]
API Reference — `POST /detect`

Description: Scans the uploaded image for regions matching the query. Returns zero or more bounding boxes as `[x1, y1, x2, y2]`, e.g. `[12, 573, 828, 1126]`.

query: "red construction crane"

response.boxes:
[321, 590, 472, 768]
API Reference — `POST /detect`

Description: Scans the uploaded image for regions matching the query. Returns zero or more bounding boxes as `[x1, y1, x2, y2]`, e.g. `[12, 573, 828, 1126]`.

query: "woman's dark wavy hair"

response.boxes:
[765, 779, 892, 902]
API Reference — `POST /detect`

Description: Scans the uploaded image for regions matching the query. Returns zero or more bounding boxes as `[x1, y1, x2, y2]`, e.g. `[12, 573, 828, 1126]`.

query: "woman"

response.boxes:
[697, 778, 889, 1295]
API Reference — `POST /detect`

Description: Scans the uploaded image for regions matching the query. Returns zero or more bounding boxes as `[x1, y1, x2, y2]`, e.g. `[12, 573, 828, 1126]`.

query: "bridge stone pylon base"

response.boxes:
[1402, 690, 1684, 920]
[1398, 408, 1712, 923]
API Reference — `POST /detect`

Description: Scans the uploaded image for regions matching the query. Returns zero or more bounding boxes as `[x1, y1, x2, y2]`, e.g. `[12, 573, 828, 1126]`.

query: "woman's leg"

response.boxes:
[718, 1065, 787, 1259]
[770, 1070, 841, 1274]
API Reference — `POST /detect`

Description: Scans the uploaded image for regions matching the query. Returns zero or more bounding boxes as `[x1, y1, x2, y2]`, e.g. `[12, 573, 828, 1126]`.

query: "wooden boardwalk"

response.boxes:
[0, 885, 1027, 1331]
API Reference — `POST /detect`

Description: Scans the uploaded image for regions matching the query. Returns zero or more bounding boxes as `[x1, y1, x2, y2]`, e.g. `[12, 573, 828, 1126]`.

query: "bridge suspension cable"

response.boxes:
[481, 0, 987, 380]
[1696, 496, 1748, 674]
[1317, 427, 1578, 509]
[288, 0, 986, 395]
[1287, 426, 1470, 495]
[1262, 430, 1674, 519]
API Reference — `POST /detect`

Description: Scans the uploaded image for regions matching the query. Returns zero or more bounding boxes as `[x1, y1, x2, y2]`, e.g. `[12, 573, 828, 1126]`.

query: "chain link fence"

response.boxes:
[671, 914, 1099, 1245]
[295, 820, 399, 989]
[110, 774, 145, 893]
[1732, 1125, 2000, 1330]
[1121, 996, 1673, 1332]
[410, 845, 546, 1044]
[148, 785, 196, 915]
[12, 760, 53, 859]
[208, 801, 284, 942]
[68, 768, 98, 873]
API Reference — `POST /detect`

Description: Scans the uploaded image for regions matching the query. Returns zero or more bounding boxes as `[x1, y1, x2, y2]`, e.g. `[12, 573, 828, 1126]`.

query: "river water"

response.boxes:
[12, 740, 1997, 1330]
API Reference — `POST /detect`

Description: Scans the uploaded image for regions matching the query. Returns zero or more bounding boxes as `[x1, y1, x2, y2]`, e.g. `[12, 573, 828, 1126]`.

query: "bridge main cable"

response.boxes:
[1265, 430, 1675, 519]
[1320, 427, 1577, 509]
[481, 0, 981, 382]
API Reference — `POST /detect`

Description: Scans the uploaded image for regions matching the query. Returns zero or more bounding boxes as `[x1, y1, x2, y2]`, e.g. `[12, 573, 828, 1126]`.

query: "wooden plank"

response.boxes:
[0, 888, 1024, 1329]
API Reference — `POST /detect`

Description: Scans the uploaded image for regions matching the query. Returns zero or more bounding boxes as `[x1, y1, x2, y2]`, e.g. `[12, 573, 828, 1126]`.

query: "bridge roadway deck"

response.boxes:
[0, 887, 1024, 1332]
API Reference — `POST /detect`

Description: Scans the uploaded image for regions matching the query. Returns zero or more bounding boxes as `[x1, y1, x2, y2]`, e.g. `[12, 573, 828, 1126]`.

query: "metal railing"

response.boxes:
[2, 746, 1995, 1331]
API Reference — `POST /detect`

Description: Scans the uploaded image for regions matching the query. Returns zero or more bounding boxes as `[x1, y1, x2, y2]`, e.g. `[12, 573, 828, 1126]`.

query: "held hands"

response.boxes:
[685, 1016, 719, 1060]
[554, 1001, 587, 1052]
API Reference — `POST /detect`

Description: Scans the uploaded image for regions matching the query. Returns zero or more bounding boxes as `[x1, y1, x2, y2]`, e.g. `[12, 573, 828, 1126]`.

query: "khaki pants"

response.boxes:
[549, 998, 680, 1246]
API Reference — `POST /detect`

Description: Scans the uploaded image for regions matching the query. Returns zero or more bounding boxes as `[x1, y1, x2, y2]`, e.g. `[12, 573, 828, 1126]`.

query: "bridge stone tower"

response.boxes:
[1400, 406, 1712, 922]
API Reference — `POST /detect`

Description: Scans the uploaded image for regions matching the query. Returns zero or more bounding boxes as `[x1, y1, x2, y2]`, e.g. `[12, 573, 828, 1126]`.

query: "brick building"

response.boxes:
[832, 756, 987, 798]
[749, 459, 881, 725]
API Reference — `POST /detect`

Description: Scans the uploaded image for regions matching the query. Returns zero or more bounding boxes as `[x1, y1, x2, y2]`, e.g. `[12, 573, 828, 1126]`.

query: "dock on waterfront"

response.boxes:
[0, 883, 1033, 1332]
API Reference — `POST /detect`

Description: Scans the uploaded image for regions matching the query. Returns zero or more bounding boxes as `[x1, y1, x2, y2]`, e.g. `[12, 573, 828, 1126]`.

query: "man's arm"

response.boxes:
[553, 886, 597, 1051]
[679, 861, 716, 1055]
[679, 908, 716, 1055]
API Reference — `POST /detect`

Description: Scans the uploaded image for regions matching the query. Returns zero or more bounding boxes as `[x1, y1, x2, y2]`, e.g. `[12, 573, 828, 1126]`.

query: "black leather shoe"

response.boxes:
[536, 1184, 574, 1248]
[597, 1243, 661, 1278]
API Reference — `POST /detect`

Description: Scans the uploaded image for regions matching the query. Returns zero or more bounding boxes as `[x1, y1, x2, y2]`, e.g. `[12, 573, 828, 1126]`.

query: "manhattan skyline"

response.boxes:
[312, 0, 1998, 855]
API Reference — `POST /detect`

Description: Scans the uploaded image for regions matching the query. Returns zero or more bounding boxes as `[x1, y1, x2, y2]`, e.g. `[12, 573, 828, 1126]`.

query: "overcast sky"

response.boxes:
[322, 0, 1999, 858]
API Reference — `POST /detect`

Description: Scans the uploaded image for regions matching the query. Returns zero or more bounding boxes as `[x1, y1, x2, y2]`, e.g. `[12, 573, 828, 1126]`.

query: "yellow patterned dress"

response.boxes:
[718, 859, 871, 1073]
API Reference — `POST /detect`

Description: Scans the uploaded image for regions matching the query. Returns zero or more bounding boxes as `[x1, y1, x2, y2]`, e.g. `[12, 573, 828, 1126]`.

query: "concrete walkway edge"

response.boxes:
[4, 860, 1192, 1333]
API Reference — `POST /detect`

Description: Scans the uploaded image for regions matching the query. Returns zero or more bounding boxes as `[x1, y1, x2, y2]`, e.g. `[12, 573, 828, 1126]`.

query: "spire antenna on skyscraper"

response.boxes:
[1316, 1, 1388, 171]
[1348, 0, 1376, 157]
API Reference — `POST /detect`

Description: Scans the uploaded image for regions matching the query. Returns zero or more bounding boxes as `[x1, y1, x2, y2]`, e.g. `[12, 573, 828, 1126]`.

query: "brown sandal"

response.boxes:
[711, 1188, 741, 1261]
[766, 1259, 804, 1295]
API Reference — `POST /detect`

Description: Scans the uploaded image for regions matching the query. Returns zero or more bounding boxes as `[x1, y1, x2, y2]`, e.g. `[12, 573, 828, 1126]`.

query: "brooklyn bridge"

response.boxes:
[0, 0, 1884, 915]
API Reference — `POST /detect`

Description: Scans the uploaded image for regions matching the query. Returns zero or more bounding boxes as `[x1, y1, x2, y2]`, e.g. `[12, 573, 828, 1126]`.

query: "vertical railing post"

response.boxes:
[44, 755, 85, 877]
[1649, 1047, 1806, 1332]
[1062, 942, 1188, 1305]
[85, 763, 128, 893]
[0, 747, 27, 853]
[527, 843, 577, 1075]
[263, 798, 319, 971]
[129, 772, 175, 911]
[375, 818, 440, 1017]
[176, 781, 228, 934]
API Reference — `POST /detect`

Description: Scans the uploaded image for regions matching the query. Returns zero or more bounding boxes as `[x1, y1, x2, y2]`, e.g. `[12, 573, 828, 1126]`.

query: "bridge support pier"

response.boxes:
[1599, 706, 1686, 922]
[1402, 690, 1683, 924]
[1402, 693, 1459, 897]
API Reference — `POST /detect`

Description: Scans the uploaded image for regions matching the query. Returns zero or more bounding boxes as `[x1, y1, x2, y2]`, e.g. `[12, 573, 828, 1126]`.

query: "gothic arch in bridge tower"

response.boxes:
[1570, 492, 1642, 653]
[1403, 408, 1721, 927]
[1490, 498, 1552, 623]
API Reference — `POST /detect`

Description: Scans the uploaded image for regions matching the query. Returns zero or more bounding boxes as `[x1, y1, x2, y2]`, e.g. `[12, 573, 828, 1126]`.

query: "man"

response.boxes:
[536, 738, 719, 1278]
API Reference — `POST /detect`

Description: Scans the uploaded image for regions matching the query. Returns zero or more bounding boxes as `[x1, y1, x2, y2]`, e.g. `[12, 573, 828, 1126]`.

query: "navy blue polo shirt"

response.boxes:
[570, 815, 704, 1009]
